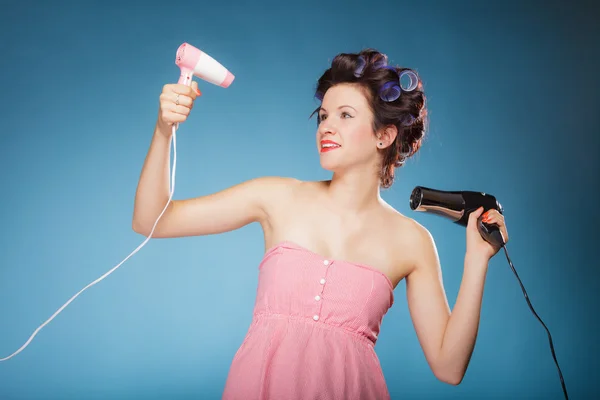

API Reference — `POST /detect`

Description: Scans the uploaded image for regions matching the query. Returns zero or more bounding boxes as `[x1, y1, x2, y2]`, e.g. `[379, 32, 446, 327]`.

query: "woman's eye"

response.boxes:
[318, 112, 352, 124]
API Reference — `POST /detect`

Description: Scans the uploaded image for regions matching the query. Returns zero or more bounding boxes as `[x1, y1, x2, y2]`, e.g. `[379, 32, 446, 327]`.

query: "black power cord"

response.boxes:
[501, 244, 569, 399]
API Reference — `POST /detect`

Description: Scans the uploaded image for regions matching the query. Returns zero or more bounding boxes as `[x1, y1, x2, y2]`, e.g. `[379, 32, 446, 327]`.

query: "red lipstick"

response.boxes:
[320, 139, 341, 153]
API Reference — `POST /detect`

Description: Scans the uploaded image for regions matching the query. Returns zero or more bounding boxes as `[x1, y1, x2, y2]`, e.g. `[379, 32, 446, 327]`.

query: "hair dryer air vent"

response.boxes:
[409, 187, 423, 211]
[176, 43, 187, 64]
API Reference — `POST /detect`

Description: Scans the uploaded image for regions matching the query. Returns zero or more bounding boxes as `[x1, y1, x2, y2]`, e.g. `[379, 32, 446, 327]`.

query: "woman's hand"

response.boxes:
[466, 207, 509, 262]
[157, 81, 201, 136]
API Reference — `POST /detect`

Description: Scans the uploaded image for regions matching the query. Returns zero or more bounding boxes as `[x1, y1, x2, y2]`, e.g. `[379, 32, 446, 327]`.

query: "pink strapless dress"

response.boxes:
[222, 241, 395, 400]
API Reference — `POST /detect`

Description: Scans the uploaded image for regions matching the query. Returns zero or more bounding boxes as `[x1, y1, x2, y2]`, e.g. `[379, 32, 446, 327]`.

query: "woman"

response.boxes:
[132, 49, 509, 399]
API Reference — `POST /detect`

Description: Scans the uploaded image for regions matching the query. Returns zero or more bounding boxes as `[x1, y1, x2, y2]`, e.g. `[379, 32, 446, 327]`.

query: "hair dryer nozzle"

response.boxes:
[410, 186, 466, 223]
[175, 43, 235, 88]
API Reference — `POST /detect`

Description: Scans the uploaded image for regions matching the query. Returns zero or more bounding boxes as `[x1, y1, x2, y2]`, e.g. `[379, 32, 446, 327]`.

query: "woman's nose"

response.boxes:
[319, 119, 336, 135]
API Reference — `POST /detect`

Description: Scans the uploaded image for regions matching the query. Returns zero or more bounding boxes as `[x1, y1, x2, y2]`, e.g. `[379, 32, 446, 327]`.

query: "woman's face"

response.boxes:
[316, 84, 378, 173]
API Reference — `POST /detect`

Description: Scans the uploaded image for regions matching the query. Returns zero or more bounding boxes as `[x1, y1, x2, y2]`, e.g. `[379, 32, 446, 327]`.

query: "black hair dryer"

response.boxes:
[409, 186, 505, 248]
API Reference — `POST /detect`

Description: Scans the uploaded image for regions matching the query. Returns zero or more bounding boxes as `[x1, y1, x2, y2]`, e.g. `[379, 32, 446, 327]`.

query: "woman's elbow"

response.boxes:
[434, 369, 465, 386]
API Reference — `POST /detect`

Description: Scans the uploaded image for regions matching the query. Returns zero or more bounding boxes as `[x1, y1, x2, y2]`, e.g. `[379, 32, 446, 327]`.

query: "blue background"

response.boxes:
[0, 0, 598, 399]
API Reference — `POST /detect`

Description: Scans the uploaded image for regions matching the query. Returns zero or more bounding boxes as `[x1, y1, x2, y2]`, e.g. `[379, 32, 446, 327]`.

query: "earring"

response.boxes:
[378, 142, 383, 147]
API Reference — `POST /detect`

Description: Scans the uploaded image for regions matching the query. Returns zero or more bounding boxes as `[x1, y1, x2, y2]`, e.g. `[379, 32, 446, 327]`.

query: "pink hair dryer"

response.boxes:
[0, 43, 236, 363]
[175, 42, 235, 88]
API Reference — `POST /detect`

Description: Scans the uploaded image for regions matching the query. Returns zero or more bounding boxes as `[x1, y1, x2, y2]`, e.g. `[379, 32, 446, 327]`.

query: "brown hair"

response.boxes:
[313, 49, 428, 188]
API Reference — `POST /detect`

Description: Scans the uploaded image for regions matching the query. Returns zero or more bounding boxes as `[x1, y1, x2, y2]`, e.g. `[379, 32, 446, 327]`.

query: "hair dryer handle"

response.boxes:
[178, 68, 194, 86]
[174, 67, 194, 131]
[477, 215, 505, 248]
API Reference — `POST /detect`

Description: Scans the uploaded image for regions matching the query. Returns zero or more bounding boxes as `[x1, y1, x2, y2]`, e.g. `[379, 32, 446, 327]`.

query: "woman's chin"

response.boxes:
[319, 158, 338, 171]
[318, 148, 360, 173]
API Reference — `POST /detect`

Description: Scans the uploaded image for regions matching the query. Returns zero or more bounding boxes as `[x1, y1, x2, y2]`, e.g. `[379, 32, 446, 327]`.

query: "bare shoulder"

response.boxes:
[399, 215, 441, 278]
[248, 175, 301, 188]
[381, 201, 432, 244]
[381, 203, 439, 278]
[260, 177, 330, 213]
[247, 175, 303, 214]
[254, 175, 308, 198]
[269, 178, 333, 205]
[248, 175, 302, 196]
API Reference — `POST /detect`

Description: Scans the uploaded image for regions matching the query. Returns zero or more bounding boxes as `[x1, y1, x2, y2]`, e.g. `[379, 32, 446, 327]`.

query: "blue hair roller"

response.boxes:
[378, 68, 419, 102]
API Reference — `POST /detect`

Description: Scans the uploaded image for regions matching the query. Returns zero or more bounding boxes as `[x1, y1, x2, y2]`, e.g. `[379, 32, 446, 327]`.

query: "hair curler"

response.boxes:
[176, 43, 235, 88]
[409, 186, 505, 248]
[0, 43, 234, 362]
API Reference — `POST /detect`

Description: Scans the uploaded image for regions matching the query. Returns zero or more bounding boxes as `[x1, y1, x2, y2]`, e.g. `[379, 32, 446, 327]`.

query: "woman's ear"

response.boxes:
[377, 125, 398, 148]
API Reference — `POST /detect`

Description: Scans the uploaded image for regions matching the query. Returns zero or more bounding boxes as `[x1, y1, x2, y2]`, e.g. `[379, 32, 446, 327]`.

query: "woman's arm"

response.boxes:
[405, 207, 508, 385]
